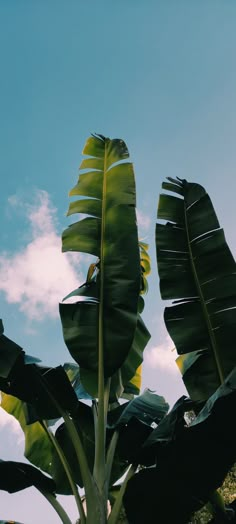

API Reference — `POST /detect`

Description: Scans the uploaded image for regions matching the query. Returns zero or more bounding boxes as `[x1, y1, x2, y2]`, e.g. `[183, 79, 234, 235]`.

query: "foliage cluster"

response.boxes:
[0, 135, 236, 524]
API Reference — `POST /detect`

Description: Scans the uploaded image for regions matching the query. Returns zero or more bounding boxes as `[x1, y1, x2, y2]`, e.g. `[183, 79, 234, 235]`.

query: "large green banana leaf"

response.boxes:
[156, 177, 236, 402]
[61, 134, 141, 378]
[60, 239, 150, 399]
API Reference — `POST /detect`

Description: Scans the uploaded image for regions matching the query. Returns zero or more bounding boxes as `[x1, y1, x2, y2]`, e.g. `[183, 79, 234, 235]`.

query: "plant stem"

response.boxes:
[105, 429, 119, 488]
[62, 411, 96, 500]
[93, 312, 105, 490]
[94, 140, 109, 495]
[41, 421, 86, 524]
[93, 376, 110, 498]
[108, 464, 137, 524]
[36, 371, 97, 518]
[39, 490, 73, 524]
[92, 399, 98, 437]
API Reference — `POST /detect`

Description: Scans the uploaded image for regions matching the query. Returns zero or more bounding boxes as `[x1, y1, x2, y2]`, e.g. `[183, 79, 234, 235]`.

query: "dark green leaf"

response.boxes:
[115, 418, 154, 466]
[78, 314, 150, 400]
[61, 135, 141, 378]
[156, 178, 236, 401]
[108, 389, 169, 428]
[0, 320, 23, 378]
[144, 396, 193, 447]
[1, 361, 78, 421]
[124, 369, 236, 524]
[0, 459, 55, 494]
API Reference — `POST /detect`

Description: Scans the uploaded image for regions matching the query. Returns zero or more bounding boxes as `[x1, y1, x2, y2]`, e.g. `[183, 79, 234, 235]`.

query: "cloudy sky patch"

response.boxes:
[0, 190, 81, 321]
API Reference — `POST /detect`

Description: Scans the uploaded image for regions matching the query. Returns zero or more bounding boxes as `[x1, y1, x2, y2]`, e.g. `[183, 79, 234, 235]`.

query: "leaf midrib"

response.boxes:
[184, 200, 224, 385]
[94, 138, 108, 490]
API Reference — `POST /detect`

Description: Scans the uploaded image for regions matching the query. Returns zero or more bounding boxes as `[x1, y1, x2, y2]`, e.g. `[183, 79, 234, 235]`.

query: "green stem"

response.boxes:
[62, 411, 96, 499]
[39, 490, 73, 524]
[94, 377, 110, 492]
[92, 399, 98, 442]
[41, 421, 86, 524]
[108, 464, 137, 524]
[184, 202, 224, 384]
[105, 430, 119, 489]
[36, 371, 96, 512]
[94, 141, 108, 494]
[93, 308, 105, 489]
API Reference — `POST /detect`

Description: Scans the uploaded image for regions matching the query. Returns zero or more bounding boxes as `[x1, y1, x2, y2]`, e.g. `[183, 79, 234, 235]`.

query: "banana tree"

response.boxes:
[0, 135, 164, 524]
[123, 177, 236, 522]
[1, 139, 236, 524]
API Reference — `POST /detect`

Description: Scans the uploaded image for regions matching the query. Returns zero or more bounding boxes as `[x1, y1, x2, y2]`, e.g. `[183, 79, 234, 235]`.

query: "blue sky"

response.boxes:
[1, 1, 236, 522]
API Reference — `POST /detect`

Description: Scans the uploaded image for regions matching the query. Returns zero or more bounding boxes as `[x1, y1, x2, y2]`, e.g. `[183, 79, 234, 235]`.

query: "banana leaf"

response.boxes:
[0, 459, 55, 494]
[124, 367, 236, 524]
[78, 313, 150, 399]
[1, 361, 78, 421]
[107, 389, 169, 428]
[60, 240, 151, 400]
[0, 393, 77, 495]
[0, 319, 23, 378]
[61, 134, 141, 378]
[0, 321, 79, 421]
[156, 177, 236, 401]
[143, 395, 193, 448]
[1, 393, 53, 475]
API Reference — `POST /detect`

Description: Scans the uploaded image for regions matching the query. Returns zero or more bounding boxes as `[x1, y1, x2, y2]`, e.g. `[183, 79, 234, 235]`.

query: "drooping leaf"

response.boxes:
[139, 242, 151, 295]
[124, 368, 236, 524]
[118, 315, 150, 397]
[190, 365, 236, 427]
[124, 364, 142, 397]
[0, 320, 24, 378]
[156, 178, 236, 401]
[0, 459, 55, 494]
[0, 394, 53, 475]
[61, 135, 141, 378]
[0, 323, 79, 421]
[1, 361, 78, 421]
[107, 389, 169, 428]
[143, 395, 193, 448]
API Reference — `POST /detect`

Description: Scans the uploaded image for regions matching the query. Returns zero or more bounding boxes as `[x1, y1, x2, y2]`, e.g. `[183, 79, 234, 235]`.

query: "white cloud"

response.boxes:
[0, 407, 23, 442]
[146, 337, 179, 375]
[0, 190, 81, 321]
[136, 209, 151, 231]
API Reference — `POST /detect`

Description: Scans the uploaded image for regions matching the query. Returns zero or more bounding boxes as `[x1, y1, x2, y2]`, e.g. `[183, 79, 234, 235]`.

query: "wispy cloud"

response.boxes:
[0, 190, 81, 321]
[136, 209, 151, 232]
[0, 407, 23, 442]
[146, 336, 179, 375]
